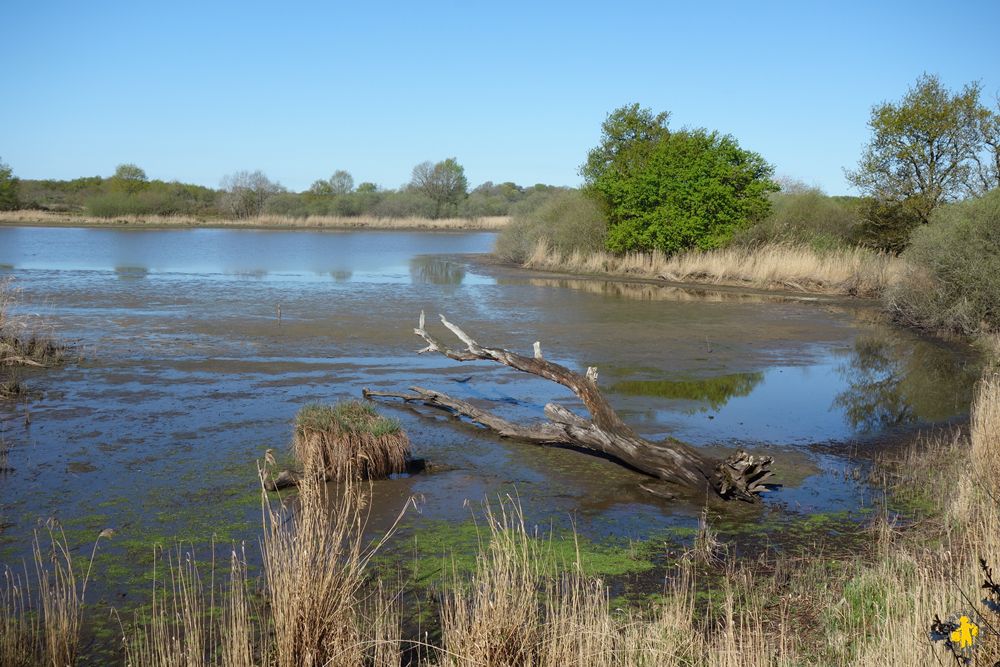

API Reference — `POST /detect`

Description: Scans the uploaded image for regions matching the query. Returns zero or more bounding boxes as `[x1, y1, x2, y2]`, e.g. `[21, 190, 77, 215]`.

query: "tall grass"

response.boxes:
[523, 239, 902, 297]
[0, 209, 509, 231]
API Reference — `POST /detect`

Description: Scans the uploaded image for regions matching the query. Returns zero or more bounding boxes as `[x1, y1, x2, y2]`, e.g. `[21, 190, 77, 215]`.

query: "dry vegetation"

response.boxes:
[292, 401, 410, 480]
[1, 367, 998, 666]
[0, 209, 509, 231]
[522, 239, 904, 298]
[0, 278, 63, 370]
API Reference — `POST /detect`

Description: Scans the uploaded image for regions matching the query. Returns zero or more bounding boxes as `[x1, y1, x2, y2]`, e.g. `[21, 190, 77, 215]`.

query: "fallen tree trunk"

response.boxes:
[364, 313, 773, 502]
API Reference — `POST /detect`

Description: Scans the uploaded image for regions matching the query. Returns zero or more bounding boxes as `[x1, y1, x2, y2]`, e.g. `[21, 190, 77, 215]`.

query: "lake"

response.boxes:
[0, 225, 981, 614]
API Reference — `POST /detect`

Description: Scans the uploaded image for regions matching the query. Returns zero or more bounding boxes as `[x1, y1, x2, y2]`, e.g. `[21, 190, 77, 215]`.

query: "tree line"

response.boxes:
[0, 158, 561, 220]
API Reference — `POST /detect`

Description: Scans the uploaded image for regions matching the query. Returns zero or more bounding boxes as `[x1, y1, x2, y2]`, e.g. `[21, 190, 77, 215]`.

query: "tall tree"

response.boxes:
[846, 74, 984, 223]
[0, 158, 19, 211]
[329, 170, 354, 196]
[409, 158, 468, 218]
[111, 163, 148, 195]
[583, 104, 777, 255]
[220, 170, 284, 218]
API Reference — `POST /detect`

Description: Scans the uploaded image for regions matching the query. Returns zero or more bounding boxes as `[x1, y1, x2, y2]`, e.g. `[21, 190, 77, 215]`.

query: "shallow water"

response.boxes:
[0, 226, 981, 606]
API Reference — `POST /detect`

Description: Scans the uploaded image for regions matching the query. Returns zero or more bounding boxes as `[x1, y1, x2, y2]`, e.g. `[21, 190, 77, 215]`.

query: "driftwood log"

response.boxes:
[363, 313, 774, 502]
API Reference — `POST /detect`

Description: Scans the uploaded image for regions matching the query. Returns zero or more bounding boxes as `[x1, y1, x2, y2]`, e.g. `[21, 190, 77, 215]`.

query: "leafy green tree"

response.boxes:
[356, 182, 379, 193]
[846, 74, 984, 224]
[308, 179, 334, 196]
[581, 103, 670, 187]
[111, 163, 148, 195]
[409, 158, 468, 218]
[583, 105, 777, 254]
[0, 158, 19, 211]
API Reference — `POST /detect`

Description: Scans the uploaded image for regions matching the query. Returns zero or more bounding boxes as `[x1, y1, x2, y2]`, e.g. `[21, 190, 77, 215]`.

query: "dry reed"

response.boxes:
[292, 401, 410, 480]
[0, 209, 509, 231]
[523, 239, 903, 298]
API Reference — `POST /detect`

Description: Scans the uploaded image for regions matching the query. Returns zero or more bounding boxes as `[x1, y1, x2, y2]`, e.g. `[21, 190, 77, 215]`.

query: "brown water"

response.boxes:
[0, 226, 981, 613]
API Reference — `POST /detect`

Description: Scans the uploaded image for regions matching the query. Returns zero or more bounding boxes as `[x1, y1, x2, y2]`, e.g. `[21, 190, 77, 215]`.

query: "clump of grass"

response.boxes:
[292, 401, 409, 480]
[0, 279, 64, 368]
[522, 239, 901, 297]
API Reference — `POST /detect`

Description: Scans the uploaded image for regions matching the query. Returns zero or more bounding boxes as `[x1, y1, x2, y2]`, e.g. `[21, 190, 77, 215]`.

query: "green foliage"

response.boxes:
[0, 158, 19, 211]
[852, 197, 923, 253]
[886, 189, 1000, 334]
[732, 188, 860, 250]
[846, 74, 987, 223]
[409, 158, 468, 218]
[295, 401, 401, 437]
[84, 180, 217, 217]
[584, 104, 777, 255]
[494, 190, 606, 263]
[111, 163, 148, 194]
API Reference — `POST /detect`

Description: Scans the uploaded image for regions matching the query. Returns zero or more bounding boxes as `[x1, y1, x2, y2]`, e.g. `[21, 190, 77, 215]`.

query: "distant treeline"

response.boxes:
[2, 159, 565, 220]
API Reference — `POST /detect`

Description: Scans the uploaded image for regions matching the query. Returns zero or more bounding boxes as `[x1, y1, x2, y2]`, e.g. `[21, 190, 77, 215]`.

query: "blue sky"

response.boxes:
[2, 1, 998, 194]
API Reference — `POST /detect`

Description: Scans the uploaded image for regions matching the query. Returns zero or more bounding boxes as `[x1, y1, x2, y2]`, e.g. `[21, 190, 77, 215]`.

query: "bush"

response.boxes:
[732, 189, 860, 251]
[372, 191, 437, 218]
[885, 189, 1000, 334]
[852, 197, 924, 254]
[494, 190, 606, 264]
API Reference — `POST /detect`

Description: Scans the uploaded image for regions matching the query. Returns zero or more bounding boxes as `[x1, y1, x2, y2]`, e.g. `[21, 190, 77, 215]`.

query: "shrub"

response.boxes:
[494, 190, 606, 264]
[732, 189, 860, 251]
[885, 189, 1000, 334]
[852, 197, 924, 254]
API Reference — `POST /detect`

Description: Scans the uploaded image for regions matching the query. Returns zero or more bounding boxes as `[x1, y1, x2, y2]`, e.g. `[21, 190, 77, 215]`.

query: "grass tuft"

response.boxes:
[293, 401, 409, 479]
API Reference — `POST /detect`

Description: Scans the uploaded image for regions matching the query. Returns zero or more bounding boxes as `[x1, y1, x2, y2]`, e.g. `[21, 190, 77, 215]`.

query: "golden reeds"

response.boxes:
[522, 239, 903, 298]
[292, 401, 410, 480]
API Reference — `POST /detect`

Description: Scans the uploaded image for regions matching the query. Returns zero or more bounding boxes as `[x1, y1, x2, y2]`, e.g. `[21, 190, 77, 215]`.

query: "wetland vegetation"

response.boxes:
[0, 73, 998, 665]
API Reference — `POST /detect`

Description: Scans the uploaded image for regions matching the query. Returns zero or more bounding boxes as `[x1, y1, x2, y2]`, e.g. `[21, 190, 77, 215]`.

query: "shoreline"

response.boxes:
[0, 209, 509, 232]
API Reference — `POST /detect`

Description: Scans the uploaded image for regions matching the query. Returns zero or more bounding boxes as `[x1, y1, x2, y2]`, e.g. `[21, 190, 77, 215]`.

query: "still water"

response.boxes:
[0, 225, 981, 598]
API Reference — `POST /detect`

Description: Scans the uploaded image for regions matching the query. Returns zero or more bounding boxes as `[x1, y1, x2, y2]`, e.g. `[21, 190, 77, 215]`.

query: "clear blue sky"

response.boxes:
[2, 1, 998, 195]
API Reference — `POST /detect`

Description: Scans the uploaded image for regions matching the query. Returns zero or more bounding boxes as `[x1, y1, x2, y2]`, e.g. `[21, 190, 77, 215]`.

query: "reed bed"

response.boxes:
[523, 239, 904, 298]
[0, 209, 509, 231]
[293, 401, 410, 480]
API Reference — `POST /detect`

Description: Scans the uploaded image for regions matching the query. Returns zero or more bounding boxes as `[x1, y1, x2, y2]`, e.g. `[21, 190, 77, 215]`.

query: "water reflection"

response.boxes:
[501, 276, 803, 303]
[834, 332, 980, 431]
[410, 256, 466, 285]
[114, 266, 149, 280]
[330, 270, 353, 282]
[611, 372, 764, 411]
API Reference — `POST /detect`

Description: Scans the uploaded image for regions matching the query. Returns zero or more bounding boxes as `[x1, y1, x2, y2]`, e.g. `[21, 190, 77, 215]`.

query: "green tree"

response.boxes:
[111, 163, 148, 195]
[0, 158, 19, 211]
[581, 103, 670, 187]
[409, 158, 468, 218]
[356, 182, 379, 193]
[846, 74, 984, 224]
[308, 179, 334, 196]
[583, 105, 777, 254]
